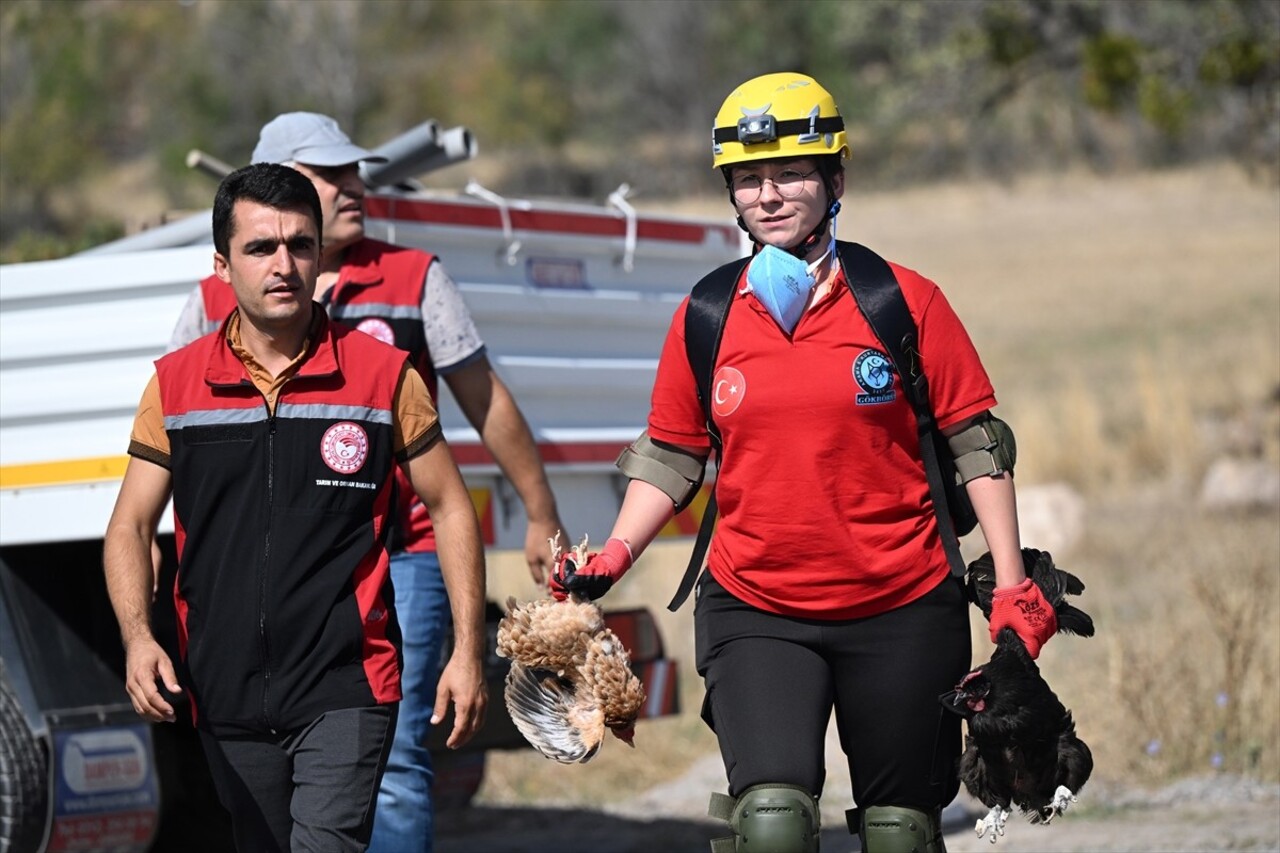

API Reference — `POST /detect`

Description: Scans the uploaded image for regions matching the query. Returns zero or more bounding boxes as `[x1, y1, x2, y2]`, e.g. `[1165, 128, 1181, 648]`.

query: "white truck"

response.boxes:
[0, 122, 742, 852]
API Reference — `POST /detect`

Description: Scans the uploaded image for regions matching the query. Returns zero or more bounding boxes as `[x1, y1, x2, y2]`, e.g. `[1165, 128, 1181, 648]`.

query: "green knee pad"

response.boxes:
[854, 805, 944, 853]
[708, 783, 820, 853]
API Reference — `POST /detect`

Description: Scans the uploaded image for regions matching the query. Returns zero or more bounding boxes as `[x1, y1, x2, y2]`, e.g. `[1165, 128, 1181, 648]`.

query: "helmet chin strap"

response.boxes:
[790, 197, 841, 258]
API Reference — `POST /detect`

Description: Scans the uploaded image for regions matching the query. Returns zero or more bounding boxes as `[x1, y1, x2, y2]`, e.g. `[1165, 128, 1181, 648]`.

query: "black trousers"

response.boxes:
[695, 572, 970, 813]
[199, 705, 397, 853]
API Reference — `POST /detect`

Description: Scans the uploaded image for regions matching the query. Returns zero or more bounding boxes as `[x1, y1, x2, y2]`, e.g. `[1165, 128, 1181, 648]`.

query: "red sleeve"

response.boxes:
[895, 264, 998, 429]
[646, 298, 713, 451]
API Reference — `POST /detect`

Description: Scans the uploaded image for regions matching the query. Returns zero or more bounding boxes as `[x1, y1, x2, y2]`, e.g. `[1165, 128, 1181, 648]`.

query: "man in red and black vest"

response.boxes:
[105, 163, 487, 852]
[169, 113, 565, 852]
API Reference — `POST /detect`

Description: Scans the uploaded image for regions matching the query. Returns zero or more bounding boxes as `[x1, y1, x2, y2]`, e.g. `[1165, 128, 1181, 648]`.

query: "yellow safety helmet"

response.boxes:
[712, 72, 849, 170]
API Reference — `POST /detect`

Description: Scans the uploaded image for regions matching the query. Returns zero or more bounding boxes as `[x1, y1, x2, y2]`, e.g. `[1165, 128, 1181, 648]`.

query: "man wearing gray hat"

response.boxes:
[170, 112, 567, 852]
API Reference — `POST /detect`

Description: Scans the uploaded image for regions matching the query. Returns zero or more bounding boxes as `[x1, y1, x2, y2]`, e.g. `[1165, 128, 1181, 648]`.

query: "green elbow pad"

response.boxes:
[948, 413, 1016, 483]
[615, 430, 707, 512]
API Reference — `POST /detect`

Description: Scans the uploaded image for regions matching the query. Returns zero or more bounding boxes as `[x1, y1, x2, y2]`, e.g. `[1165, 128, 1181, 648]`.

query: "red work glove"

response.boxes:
[989, 577, 1058, 659]
[549, 538, 633, 601]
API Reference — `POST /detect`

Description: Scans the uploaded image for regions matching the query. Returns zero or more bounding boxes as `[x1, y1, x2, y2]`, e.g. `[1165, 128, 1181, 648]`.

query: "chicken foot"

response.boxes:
[1041, 785, 1078, 823]
[975, 805, 1009, 843]
[548, 530, 591, 571]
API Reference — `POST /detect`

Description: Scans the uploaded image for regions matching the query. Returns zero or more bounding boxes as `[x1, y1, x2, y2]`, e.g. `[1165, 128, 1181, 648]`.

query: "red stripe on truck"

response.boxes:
[365, 196, 737, 246]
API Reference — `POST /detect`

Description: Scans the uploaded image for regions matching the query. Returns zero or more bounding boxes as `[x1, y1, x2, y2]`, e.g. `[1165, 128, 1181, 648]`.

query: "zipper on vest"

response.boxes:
[260, 406, 277, 731]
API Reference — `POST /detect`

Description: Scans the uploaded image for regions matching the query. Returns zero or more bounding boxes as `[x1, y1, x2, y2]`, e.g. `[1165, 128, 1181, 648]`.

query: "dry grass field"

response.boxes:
[474, 163, 1280, 822]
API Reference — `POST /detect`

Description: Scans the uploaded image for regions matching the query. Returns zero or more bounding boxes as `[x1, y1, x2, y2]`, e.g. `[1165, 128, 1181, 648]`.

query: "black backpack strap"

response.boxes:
[837, 241, 968, 578]
[667, 257, 748, 612]
[667, 488, 719, 612]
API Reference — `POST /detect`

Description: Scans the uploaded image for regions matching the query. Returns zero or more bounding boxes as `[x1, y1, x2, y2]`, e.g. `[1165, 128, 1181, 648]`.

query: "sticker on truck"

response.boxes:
[46, 723, 159, 853]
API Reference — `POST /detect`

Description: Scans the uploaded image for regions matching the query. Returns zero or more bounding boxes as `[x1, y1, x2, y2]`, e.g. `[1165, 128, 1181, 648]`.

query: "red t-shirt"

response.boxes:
[648, 260, 996, 620]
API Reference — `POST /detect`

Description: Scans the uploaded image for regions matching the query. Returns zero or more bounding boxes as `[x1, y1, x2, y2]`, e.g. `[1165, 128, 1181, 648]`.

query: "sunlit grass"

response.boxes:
[1061, 502, 1279, 784]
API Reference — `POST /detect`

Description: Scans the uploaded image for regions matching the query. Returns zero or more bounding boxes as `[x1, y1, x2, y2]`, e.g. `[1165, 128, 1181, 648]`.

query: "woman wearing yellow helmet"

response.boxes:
[713, 71, 849, 264]
[553, 72, 1042, 852]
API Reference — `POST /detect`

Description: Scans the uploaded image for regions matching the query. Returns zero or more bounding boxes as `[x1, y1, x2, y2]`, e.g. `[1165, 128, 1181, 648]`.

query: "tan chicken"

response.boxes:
[496, 534, 647, 764]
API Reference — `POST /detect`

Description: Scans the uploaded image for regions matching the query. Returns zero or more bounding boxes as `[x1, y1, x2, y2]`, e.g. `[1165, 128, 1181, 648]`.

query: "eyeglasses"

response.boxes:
[730, 168, 819, 204]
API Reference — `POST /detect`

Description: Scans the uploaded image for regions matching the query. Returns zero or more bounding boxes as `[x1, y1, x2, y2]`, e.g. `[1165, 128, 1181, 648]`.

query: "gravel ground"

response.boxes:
[438, 700, 1280, 852]
[438, 752, 1280, 853]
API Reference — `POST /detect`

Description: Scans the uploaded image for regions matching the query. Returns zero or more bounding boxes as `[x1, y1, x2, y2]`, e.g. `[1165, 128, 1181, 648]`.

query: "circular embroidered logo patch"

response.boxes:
[711, 366, 746, 418]
[321, 422, 369, 474]
[355, 318, 396, 345]
[852, 349, 896, 405]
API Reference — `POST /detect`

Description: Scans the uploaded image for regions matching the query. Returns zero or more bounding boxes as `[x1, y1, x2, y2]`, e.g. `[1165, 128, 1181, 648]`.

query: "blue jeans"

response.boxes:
[369, 550, 451, 853]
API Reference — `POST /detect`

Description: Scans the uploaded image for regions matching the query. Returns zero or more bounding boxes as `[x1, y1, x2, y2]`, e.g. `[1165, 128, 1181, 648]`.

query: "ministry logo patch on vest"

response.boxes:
[852, 349, 896, 405]
[355, 317, 396, 346]
[321, 422, 370, 474]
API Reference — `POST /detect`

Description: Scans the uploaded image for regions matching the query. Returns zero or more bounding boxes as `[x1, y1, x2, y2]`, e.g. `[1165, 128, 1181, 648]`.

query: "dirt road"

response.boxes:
[438, 754, 1279, 853]
[436, 796, 1280, 853]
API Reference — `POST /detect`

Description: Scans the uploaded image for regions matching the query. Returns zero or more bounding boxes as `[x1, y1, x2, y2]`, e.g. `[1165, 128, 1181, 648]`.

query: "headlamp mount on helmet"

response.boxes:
[733, 114, 776, 145]
[714, 114, 845, 148]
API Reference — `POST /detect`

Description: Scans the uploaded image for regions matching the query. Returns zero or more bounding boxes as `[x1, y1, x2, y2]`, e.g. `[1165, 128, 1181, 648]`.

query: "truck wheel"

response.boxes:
[0, 662, 46, 853]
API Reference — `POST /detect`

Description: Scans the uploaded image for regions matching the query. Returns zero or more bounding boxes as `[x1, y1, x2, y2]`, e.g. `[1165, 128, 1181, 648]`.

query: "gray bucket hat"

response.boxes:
[252, 112, 388, 167]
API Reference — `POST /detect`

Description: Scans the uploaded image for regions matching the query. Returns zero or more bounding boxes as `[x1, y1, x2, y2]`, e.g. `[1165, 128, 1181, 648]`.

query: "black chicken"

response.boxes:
[942, 629, 1094, 840]
[940, 548, 1095, 841]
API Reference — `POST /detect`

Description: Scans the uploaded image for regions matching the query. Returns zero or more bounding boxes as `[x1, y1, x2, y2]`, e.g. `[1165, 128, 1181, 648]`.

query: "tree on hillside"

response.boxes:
[1, 0, 1275, 259]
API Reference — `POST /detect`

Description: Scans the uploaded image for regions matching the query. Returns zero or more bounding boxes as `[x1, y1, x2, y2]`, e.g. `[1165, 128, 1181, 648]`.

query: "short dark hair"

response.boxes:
[212, 163, 323, 256]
